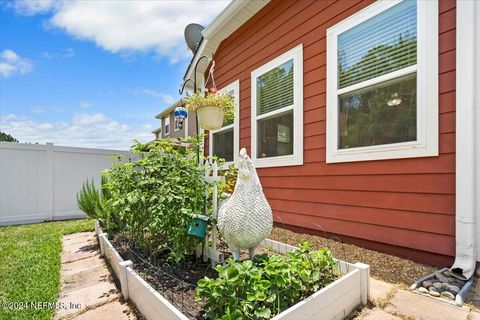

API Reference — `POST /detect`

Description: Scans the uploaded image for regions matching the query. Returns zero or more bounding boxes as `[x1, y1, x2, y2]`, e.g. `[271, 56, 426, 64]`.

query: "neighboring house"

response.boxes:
[152, 99, 198, 140]
[183, 0, 480, 273]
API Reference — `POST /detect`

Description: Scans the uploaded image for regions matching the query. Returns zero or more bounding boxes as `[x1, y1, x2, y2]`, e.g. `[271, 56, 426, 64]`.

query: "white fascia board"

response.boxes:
[183, 1, 270, 83]
[202, 0, 248, 39]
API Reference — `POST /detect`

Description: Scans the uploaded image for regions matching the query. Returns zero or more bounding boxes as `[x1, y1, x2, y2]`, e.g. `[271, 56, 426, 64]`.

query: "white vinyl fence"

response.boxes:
[0, 142, 132, 226]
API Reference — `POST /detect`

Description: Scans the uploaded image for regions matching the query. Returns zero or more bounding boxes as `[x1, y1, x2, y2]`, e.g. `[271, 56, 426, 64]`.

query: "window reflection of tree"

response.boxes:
[338, 35, 417, 149]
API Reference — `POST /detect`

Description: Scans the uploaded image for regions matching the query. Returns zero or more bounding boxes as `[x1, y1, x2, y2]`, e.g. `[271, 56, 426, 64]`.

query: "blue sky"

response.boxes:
[0, 0, 229, 149]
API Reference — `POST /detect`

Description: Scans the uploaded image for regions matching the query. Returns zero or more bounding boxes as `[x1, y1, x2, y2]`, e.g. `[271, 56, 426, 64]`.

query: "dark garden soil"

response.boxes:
[110, 236, 274, 319]
[111, 236, 214, 319]
[109, 226, 442, 319]
[269, 225, 436, 286]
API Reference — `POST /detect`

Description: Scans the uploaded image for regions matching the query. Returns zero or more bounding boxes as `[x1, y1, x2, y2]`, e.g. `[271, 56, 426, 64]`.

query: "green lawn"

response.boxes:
[0, 219, 94, 320]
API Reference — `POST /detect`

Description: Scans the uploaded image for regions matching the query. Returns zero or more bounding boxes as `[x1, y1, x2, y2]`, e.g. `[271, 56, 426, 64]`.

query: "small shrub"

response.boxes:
[196, 242, 339, 319]
[77, 179, 101, 219]
[77, 176, 122, 235]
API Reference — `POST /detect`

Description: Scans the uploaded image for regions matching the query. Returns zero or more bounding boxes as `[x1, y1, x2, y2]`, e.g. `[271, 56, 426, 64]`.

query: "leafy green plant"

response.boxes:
[186, 88, 235, 122]
[77, 176, 122, 235]
[220, 164, 237, 194]
[196, 242, 339, 319]
[102, 137, 213, 262]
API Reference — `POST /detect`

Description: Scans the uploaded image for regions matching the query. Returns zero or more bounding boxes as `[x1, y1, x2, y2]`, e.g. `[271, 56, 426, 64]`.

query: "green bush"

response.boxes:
[77, 179, 101, 219]
[102, 137, 213, 262]
[77, 175, 123, 235]
[196, 242, 339, 319]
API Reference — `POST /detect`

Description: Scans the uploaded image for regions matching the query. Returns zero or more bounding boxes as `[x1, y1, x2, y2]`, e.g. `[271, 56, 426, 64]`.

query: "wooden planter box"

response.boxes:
[95, 221, 370, 320]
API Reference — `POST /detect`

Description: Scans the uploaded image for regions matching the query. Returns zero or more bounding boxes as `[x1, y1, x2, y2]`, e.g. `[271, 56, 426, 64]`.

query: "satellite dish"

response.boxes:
[184, 23, 204, 53]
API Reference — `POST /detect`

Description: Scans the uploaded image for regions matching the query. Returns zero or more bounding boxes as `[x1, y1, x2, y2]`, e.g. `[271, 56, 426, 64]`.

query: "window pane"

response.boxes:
[222, 89, 235, 126]
[338, 0, 417, 88]
[213, 128, 234, 162]
[338, 73, 416, 149]
[257, 111, 293, 158]
[257, 59, 294, 115]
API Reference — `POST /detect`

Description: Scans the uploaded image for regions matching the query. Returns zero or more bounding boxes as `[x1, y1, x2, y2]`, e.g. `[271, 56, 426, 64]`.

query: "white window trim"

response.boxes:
[184, 114, 189, 138]
[251, 44, 304, 168]
[326, 0, 438, 163]
[164, 116, 170, 136]
[209, 79, 240, 169]
[174, 118, 179, 131]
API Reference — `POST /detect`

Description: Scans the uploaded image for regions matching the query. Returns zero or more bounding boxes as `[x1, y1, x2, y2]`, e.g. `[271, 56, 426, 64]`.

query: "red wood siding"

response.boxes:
[206, 0, 456, 266]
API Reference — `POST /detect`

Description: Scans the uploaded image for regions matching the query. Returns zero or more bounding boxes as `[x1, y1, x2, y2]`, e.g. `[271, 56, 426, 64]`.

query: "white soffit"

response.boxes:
[184, 0, 270, 87]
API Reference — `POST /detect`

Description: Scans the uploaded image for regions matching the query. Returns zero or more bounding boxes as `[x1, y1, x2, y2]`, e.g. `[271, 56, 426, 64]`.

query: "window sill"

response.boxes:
[327, 140, 438, 163]
[254, 154, 303, 168]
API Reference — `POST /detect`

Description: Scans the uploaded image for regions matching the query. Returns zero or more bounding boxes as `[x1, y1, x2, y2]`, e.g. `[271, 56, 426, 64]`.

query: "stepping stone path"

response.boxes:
[54, 232, 136, 320]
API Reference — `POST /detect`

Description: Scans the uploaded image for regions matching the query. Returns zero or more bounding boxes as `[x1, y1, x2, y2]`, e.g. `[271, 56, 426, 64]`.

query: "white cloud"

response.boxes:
[0, 49, 33, 77]
[42, 47, 76, 59]
[78, 101, 92, 109]
[31, 107, 47, 114]
[64, 47, 75, 58]
[13, 0, 230, 62]
[133, 88, 176, 104]
[11, 0, 57, 15]
[1, 112, 153, 150]
[72, 113, 108, 125]
[41, 52, 56, 59]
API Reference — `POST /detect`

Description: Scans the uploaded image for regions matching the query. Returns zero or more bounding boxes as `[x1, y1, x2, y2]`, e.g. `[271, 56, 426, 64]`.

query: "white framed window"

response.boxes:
[174, 118, 179, 131]
[209, 80, 240, 168]
[251, 44, 303, 168]
[164, 116, 170, 136]
[326, 0, 438, 163]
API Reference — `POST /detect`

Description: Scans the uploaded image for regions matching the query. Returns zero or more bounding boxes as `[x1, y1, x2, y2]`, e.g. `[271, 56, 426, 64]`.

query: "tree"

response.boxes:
[0, 131, 18, 142]
[337, 35, 417, 149]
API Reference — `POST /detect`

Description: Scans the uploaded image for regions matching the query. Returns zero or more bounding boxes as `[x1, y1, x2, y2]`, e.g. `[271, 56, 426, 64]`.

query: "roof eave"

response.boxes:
[154, 99, 187, 119]
[183, 0, 270, 84]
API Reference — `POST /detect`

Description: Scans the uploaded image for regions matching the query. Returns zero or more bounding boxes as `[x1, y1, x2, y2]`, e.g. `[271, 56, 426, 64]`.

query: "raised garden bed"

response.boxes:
[95, 221, 370, 320]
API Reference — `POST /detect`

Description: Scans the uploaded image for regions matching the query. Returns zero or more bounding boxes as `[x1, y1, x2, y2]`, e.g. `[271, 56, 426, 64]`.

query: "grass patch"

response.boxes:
[0, 219, 93, 320]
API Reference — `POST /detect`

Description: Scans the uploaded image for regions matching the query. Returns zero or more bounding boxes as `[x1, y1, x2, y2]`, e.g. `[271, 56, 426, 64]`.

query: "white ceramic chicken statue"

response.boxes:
[218, 148, 273, 260]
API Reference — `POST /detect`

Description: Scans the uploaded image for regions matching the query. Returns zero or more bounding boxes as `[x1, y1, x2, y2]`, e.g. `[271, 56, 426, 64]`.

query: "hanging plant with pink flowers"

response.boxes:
[186, 88, 235, 130]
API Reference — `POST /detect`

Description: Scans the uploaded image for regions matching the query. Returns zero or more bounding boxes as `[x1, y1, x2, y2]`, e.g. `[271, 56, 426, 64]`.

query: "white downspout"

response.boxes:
[450, 0, 479, 280]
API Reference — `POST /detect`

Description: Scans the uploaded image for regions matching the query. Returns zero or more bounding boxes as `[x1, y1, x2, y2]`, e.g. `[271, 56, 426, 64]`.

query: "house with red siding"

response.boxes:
[182, 0, 479, 277]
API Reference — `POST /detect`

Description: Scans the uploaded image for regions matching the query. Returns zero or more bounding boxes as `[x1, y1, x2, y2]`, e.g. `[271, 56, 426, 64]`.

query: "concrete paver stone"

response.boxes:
[61, 255, 106, 276]
[357, 308, 403, 320]
[72, 300, 136, 320]
[369, 277, 396, 304]
[62, 265, 110, 294]
[63, 232, 95, 241]
[384, 288, 471, 320]
[55, 275, 119, 319]
[55, 232, 136, 320]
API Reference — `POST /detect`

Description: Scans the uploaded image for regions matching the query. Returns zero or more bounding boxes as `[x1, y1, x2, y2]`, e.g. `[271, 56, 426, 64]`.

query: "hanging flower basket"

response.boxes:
[196, 105, 224, 130]
[185, 88, 235, 131]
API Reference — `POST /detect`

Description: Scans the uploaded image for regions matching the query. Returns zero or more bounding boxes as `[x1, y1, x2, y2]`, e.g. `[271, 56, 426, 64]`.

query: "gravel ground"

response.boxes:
[268, 226, 436, 287]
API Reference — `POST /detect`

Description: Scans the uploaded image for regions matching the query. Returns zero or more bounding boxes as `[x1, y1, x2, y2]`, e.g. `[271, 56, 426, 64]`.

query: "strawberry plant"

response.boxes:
[196, 242, 339, 319]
